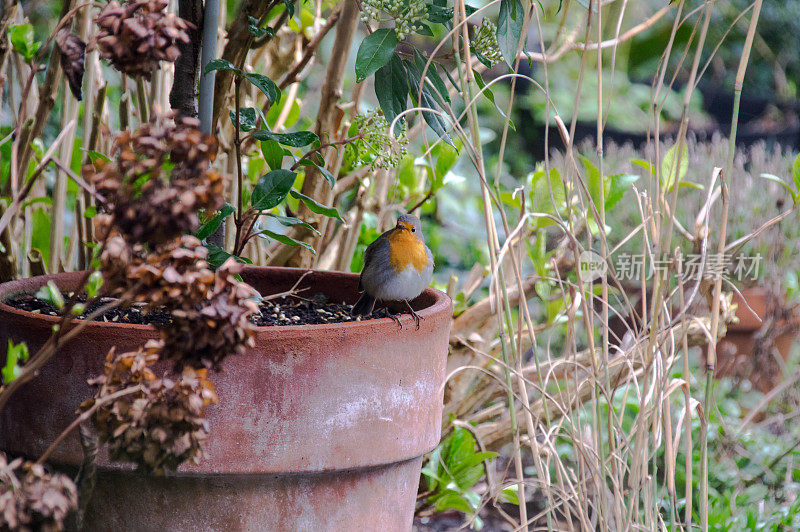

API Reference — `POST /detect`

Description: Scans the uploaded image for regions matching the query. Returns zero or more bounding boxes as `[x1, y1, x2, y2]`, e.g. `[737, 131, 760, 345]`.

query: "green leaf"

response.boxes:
[196, 203, 235, 240]
[2, 340, 29, 384]
[253, 129, 319, 147]
[264, 213, 320, 235]
[281, 0, 295, 17]
[252, 170, 297, 210]
[630, 158, 654, 175]
[83, 205, 97, 218]
[404, 58, 454, 146]
[792, 153, 800, 192]
[580, 155, 602, 207]
[297, 158, 336, 188]
[760, 173, 797, 203]
[248, 16, 274, 38]
[205, 245, 252, 268]
[427, 4, 453, 24]
[500, 485, 519, 505]
[244, 73, 280, 104]
[36, 281, 65, 309]
[474, 69, 515, 130]
[84, 149, 110, 163]
[605, 173, 639, 210]
[203, 58, 239, 76]
[355, 29, 399, 83]
[290, 190, 344, 222]
[497, 0, 524, 68]
[374, 54, 408, 134]
[256, 229, 316, 254]
[230, 107, 257, 131]
[430, 491, 476, 514]
[660, 142, 688, 191]
[9, 23, 41, 61]
[413, 51, 450, 105]
[261, 139, 284, 171]
[85, 271, 104, 299]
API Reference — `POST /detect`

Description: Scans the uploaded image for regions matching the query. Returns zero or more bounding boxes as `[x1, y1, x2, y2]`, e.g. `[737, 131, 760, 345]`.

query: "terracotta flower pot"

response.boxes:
[714, 287, 800, 393]
[0, 267, 452, 530]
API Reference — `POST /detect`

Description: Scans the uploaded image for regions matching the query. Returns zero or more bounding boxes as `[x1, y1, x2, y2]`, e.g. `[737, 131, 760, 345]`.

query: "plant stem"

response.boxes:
[233, 76, 244, 254]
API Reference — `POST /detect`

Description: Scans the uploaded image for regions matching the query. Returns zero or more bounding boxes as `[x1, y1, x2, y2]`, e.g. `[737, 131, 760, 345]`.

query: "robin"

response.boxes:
[351, 213, 433, 328]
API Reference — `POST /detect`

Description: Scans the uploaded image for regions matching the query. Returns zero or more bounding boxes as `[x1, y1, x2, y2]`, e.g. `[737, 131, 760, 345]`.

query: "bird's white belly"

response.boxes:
[372, 263, 432, 302]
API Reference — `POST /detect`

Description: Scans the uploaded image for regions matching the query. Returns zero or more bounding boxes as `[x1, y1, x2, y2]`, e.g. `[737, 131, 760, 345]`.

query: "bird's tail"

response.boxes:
[351, 292, 376, 317]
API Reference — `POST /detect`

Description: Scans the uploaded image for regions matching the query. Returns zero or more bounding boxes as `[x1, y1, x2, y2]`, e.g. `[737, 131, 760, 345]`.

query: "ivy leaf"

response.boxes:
[253, 129, 319, 147]
[244, 73, 280, 104]
[230, 107, 257, 131]
[261, 139, 284, 171]
[355, 29, 399, 83]
[252, 170, 297, 210]
[203, 58, 239, 76]
[256, 229, 316, 254]
[290, 190, 344, 222]
[264, 213, 320, 235]
[497, 0, 525, 68]
[404, 58, 453, 146]
[196, 203, 235, 240]
[297, 158, 336, 188]
[374, 53, 408, 134]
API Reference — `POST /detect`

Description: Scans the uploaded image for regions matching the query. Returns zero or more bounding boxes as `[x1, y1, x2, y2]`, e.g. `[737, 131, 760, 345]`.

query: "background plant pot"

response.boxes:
[0, 267, 452, 530]
[713, 287, 800, 393]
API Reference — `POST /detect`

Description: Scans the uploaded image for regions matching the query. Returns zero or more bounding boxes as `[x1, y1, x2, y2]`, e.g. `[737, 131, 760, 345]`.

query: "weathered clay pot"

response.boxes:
[714, 287, 799, 392]
[0, 267, 452, 530]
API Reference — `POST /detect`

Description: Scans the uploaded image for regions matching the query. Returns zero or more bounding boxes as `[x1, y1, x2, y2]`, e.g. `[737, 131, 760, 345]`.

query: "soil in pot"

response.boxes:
[4, 291, 396, 326]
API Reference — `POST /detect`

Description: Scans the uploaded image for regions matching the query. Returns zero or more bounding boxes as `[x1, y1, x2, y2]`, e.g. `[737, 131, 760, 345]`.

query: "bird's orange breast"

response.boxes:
[387, 229, 428, 273]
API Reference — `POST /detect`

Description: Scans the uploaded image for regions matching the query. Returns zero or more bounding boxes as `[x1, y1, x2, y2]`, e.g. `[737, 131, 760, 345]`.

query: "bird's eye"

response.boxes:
[411, 227, 416, 232]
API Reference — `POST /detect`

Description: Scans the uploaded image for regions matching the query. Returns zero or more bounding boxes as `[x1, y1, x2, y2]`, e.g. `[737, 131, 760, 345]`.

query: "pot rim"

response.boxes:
[0, 266, 452, 335]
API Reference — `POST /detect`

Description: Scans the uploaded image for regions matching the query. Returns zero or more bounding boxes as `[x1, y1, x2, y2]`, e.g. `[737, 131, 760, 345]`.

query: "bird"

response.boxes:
[351, 213, 433, 329]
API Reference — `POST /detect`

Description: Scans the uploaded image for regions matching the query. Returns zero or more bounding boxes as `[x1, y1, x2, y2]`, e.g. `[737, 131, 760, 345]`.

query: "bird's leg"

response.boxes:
[403, 300, 423, 330]
[386, 309, 403, 329]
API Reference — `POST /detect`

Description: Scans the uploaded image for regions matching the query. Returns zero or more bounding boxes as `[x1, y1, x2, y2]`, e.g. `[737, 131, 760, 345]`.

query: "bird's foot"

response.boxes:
[386, 311, 403, 330]
[403, 300, 424, 330]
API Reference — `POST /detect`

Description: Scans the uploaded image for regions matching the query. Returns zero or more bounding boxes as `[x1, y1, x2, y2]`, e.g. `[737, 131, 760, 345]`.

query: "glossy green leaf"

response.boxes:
[203, 58, 239, 76]
[355, 29, 399, 83]
[252, 170, 297, 210]
[474, 69, 515, 130]
[253, 129, 318, 147]
[196, 203, 235, 240]
[290, 190, 344, 222]
[256, 229, 315, 254]
[36, 281, 65, 309]
[244, 73, 280, 103]
[261, 139, 284, 171]
[297, 158, 335, 188]
[85, 271, 104, 299]
[413, 51, 450, 104]
[230, 107, 257, 131]
[404, 58, 453, 146]
[374, 54, 408, 133]
[497, 0, 524, 68]
[792, 153, 800, 192]
[264, 213, 320, 235]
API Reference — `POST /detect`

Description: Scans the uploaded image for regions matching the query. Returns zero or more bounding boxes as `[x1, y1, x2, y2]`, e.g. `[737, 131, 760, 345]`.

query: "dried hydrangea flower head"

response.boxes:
[83, 345, 218, 474]
[158, 258, 259, 371]
[86, 115, 225, 246]
[92, 0, 192, 79]
[0, 452, 78, 531]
